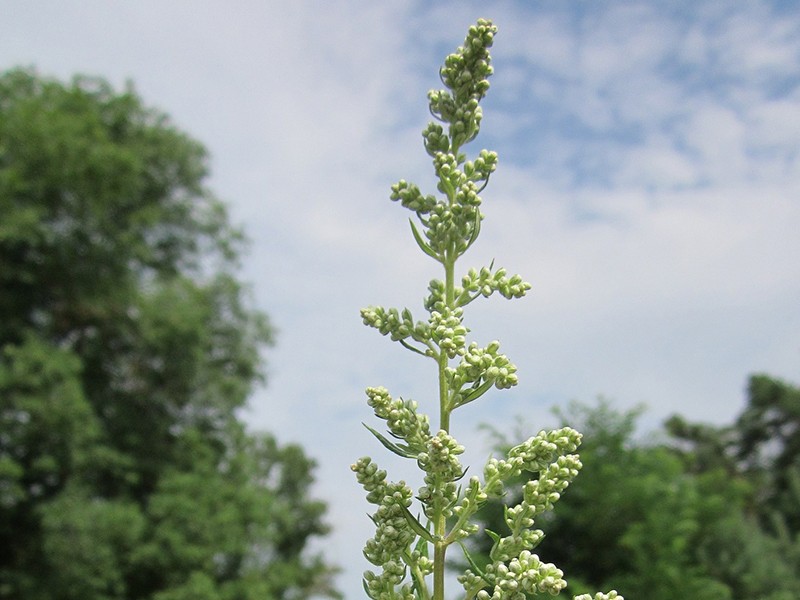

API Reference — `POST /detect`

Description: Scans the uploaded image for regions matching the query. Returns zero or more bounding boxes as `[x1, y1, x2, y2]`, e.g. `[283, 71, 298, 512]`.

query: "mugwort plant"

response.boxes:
[353, 19, 622, 600]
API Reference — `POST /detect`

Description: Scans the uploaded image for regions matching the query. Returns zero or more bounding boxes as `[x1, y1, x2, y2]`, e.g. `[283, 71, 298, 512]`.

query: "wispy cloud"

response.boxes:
[2, 1, 799, 596]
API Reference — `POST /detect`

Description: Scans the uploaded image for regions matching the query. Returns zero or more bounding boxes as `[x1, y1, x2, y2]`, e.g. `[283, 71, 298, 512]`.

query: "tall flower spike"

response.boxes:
[355, 19, 623, 600]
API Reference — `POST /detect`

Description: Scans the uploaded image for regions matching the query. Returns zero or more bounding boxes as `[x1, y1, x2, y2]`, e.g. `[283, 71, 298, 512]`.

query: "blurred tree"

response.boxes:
[0, 68, 338, 599]
[667, 374, 800, 531]
[667, 373, 800, 599]
[466, 399, 800, 599]
[732, 375, 800, 536]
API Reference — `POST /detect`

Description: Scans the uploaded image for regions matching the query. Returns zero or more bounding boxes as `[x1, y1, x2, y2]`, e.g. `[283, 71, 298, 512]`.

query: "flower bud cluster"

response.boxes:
[482, 455, 581, 568]
[447, 341, 519, 409]
[492, 528, 546, 565]
[427, 89, 456, 132]
[481, 429, 582, 500]
[422, 122, 450, 157]
[433, 152, 461, 191]
[361, 306, 430, 344]
[467, 551, 566, 600]
[429, 306, 467, 358]
[463, 149, 499, 186]
[441, 19, 496, 100]
[417, 430, 464, 519]
[494, 450, 581, 544]
[457, 265, 531, 306]
[352, 456, 388, 505]
[431, 18, 497, 149]
[365, 386, 431, 451]
[432, 152, 485, 213]
[521, 454, 582, 516]
[407, 549, 434, 577]
[390, 21, 498, 269]
[424, 148, 497, 212]
[449, 476, 487, 541]
[482, 457, 517, 497]
[362, 481, 416, 566]
[363, 561, 414, 600]
[353, 458, 422, 597]
[574, 592, 624, 600]
[458, 568, 486, 597]
[462, 431, 585, 595]
[390, 179, 437, 214]
[424, 278, 446, 312]
[455, 180, 481, 208]
[508, 427, 583, 473]
[428, 92, 486, 151]
[420, 201, 481, 258]
[417, 431, 465, 482]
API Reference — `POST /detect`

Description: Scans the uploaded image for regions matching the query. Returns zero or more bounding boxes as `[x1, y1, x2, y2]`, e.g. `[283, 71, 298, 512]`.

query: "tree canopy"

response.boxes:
[0, 68, 338, 599]
[467, 378, 800, 600]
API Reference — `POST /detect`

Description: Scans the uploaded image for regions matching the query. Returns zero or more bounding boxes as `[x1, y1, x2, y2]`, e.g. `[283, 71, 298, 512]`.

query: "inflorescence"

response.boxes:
[352, 18, 622, 600]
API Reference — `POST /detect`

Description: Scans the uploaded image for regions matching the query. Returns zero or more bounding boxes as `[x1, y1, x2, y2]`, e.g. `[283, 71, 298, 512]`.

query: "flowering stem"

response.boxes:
[439, 257, 456, 433]
[433, 538, 447, 600]
[354, 17, 624, 600]
[352, 19, 621, 600]
[438, 354, 451, 433]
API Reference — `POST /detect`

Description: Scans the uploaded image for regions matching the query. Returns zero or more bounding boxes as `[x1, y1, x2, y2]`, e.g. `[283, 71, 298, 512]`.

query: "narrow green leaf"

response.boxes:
[363, 423, 418, 459]
[455, 379, 494, 408]
[409, 219, 440, 261]
[399, 338, 429, 357]
[464, 210, 482, 251]
[457, 540, 487, 579]
[414, 528, 430, 558]
[487, 527, 504, 563]
[485, 528, 501, 545]
[400, 503, 435, 544]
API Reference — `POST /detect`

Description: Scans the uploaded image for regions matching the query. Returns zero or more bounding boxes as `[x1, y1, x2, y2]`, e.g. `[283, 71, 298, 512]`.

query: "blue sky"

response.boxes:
[3, 1, 799, 597]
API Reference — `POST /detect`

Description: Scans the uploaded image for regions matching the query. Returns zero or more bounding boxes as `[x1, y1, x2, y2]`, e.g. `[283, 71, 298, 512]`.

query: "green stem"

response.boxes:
[405, 551, 432, 600]
[433, 141, 463, 600]
[438, 355, 450, 433]
[445, 257, 455, 305]
[433, 255, 457, 600]
[439, 256, 456, 432]
[433, 537, 447, 600]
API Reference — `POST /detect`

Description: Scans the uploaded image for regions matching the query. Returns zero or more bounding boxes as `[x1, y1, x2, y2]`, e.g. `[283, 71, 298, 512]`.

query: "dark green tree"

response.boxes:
[732, 375, 800, 535]
[667, 375, 800, 535]
[468, 399, 800, 599]
[667, 374, 800, 599]
[0, 67, 338, 599]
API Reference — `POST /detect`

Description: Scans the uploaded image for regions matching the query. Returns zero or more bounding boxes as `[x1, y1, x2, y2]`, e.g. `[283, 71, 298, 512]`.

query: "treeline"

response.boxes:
[0, 68, 339, 599]
[465, 374, 800, 600]
[4, 66, 796, 600]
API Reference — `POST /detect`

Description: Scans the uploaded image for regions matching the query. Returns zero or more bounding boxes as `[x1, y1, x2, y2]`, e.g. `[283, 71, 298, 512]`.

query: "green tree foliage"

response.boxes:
[667, 373, 800, 599]
[0, 68, 338, 599]
[469, 395, 800, 600]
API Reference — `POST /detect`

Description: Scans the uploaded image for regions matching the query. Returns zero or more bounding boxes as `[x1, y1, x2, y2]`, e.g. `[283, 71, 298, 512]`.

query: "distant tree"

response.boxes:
[0, 68, 338, 599]
[467, 399, 800, 599]
[667, 375, 800, 529]
[733, 375, 800, 535]
[667, 373, 800, 599]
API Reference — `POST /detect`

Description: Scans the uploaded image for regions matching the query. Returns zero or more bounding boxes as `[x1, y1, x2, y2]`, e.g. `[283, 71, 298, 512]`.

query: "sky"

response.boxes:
[3, 1, 800, 597]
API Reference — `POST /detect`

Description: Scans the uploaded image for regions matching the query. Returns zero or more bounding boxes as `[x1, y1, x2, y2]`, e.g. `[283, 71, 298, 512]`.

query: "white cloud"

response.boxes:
[2, 2, 799, 598]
